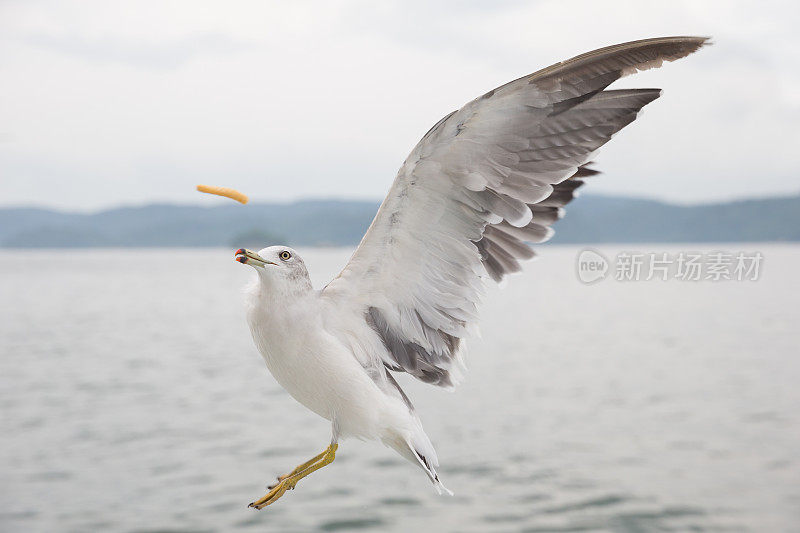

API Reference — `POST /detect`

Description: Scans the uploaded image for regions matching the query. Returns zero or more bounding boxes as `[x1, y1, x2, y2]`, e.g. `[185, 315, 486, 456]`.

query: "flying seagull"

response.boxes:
[234, 36, 708, 508]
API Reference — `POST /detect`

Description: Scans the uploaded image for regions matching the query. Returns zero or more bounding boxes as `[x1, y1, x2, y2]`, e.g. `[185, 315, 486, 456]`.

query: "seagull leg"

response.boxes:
[248, 443, 338, 509]
[265, 448, 329, 490]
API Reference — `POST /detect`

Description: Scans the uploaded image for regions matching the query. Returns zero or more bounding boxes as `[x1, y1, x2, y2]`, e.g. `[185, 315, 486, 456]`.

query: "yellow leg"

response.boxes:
[266, 448, 329, 490]
[248, 443, 338, 510]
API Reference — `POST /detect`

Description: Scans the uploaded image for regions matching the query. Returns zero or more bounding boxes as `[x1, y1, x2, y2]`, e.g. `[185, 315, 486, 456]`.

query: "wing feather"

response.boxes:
[323, 37, 708, 387]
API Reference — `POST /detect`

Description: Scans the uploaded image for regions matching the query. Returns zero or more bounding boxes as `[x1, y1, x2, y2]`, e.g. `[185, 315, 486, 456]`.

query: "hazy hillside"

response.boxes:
[1, 194, 798, 248]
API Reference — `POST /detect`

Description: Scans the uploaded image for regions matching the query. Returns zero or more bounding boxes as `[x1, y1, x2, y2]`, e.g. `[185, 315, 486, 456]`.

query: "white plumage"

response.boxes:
[242, 246, 447, 493]
[235, 36, 708, 506]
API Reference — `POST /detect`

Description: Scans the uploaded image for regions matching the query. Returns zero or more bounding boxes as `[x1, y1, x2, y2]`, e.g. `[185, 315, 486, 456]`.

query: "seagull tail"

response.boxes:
[383, 424, 453, 496]
[411, 445, 453, 496]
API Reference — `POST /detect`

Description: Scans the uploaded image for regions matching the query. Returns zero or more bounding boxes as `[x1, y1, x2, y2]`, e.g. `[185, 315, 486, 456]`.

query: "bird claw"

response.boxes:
[254, 472, 291, 508]
[250, 477, 297, 509]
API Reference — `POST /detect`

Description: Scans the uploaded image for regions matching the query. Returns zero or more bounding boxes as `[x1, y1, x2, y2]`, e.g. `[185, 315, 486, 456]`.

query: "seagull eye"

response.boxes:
[279, 251, 292, 261]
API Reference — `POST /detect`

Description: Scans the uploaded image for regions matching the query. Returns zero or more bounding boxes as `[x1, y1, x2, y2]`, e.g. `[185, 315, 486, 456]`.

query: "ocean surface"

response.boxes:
[1, 245, 798, 532]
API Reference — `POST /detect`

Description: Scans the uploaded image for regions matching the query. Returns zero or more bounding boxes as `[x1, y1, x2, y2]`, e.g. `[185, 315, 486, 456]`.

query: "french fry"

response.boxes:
[196, 184, 249, 204]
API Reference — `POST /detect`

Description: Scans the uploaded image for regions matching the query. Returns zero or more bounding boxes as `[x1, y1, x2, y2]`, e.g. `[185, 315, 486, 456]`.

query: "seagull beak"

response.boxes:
[234, 248, 275, 268]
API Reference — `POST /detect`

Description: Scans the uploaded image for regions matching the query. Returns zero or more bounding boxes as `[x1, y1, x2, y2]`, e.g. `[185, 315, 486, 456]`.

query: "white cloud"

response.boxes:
[0, 0, 798, 210]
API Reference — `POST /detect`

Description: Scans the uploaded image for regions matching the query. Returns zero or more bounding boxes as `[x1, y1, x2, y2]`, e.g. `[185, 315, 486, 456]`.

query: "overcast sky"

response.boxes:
[1, 0, 798, 211]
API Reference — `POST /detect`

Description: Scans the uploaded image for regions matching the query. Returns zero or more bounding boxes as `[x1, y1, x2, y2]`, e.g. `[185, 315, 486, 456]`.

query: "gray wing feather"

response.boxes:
[324, 37, 708, 387]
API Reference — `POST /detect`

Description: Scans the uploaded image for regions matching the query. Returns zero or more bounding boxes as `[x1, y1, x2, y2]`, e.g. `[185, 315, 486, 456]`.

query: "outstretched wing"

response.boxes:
[323, 36, 708, 387]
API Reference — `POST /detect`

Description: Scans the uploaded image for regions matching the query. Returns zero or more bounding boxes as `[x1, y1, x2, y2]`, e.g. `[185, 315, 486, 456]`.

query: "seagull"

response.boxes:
[234, 36, 708, 508]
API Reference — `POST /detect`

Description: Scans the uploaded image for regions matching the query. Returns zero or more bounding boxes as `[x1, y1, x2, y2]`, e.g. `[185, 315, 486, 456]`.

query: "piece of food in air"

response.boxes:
[196, 184, 249, 204]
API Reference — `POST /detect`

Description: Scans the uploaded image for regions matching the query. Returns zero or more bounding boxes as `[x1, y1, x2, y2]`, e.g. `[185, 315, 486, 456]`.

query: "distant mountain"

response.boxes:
[1, 194, 799, 248]
[550, 194, 800, 243]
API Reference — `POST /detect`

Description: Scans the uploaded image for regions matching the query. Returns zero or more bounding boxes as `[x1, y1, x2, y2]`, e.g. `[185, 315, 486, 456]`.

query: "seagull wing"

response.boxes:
[323, 36, 708, 387]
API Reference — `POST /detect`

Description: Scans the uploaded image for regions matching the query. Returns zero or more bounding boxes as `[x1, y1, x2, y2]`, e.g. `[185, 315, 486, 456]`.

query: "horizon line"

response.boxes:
[1, 190, 798, 215]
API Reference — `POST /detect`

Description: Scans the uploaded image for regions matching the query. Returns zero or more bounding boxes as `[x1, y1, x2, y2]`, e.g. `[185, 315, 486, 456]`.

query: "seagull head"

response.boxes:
[234, 246, 312, 291]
